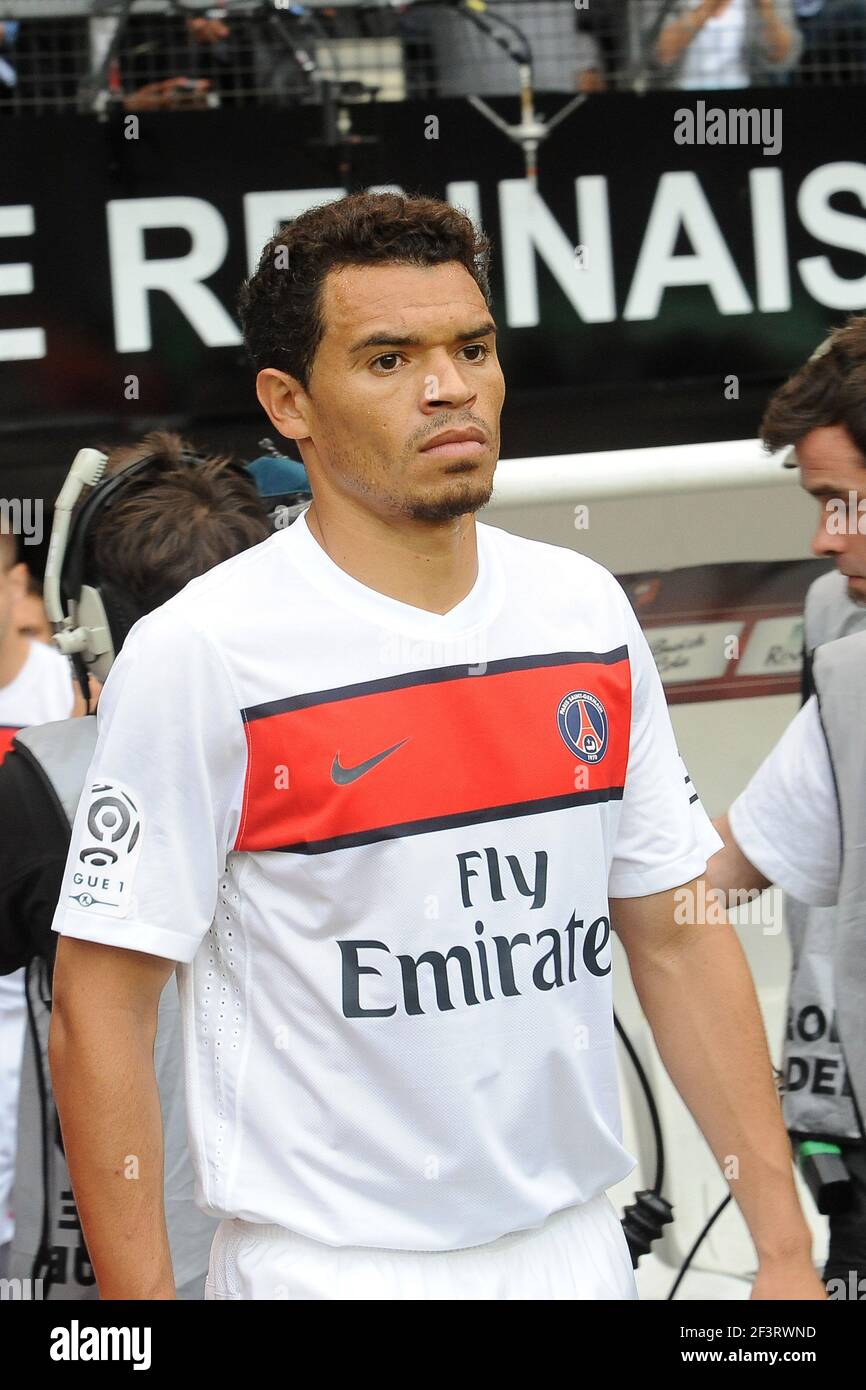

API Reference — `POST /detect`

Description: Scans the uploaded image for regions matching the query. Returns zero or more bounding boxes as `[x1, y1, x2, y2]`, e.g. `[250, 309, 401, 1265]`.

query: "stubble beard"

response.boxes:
[324, 440, 496, 524]
[404, 472, 495, 523]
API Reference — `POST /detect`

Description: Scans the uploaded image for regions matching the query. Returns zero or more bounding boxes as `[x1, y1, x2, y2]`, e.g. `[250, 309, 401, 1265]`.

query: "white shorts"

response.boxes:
[204, 1193, 638, 1301]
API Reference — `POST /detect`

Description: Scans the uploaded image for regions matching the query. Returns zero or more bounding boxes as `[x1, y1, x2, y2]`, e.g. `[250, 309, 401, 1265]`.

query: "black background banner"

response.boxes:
[2, 86, 866, 489]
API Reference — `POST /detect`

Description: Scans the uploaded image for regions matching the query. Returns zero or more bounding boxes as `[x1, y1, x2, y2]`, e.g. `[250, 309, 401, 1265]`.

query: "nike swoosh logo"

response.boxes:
[331, 737, 410, 785]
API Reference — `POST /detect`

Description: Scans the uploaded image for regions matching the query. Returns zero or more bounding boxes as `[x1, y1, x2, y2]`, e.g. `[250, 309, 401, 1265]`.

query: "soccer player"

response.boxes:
[49, 192, 825, 1300]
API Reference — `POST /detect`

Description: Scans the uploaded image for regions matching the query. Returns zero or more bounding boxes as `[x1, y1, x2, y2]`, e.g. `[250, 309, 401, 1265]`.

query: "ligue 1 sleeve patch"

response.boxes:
[67, 781, 143, 918]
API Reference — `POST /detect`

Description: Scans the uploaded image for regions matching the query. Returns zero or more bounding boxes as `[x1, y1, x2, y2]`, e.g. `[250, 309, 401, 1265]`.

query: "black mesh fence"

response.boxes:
[0, 1, 864, 115]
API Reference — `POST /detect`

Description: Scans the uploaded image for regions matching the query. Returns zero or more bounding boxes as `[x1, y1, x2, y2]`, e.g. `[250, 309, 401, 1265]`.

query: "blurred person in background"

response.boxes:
[84, 4, 239, 112]
[0, 534, 76, 744]
[16, 573, 55, 646]
[574, 0, 640, 91]
[0, 431, 274, 1298]
[0, 19, 20, 95]
[0, 524, 77, 1279]
[709, 316, 866, 1293]
[654, 0, 801, 88]
[10, 566, 98, 710]
[576, 0, 801, 91]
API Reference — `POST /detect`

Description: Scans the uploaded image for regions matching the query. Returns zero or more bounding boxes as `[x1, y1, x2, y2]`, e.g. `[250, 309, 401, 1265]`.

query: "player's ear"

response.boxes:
[256, 369, 312, 444]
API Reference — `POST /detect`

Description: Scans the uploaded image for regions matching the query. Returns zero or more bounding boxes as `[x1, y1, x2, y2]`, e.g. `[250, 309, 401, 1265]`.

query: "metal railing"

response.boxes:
[0, 2, 863, 115]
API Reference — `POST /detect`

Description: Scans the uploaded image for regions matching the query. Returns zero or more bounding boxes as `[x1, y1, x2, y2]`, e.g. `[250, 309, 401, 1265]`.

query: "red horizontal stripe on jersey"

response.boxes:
[235, 654, 631, 853]
[0, 727, 20, 764]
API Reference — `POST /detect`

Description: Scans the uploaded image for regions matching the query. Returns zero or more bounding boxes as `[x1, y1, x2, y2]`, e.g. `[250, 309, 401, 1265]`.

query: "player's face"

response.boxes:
[296, 261, 503, 523]
[798, 424, 866, 605]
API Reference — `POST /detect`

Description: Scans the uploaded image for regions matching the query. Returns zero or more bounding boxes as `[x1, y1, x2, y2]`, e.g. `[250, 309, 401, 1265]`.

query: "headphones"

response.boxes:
[44, 445, 312, 699]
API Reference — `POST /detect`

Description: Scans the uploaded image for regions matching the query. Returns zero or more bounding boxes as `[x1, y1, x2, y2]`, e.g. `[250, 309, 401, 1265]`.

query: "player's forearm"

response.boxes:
[48, 1001, 176, 1299]
[627, 921, 812, 1264]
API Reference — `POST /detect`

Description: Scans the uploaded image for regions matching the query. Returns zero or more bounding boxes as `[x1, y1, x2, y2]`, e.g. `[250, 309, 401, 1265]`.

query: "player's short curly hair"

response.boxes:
[761, 313, 866, 462]
[237, 190, 493, 390]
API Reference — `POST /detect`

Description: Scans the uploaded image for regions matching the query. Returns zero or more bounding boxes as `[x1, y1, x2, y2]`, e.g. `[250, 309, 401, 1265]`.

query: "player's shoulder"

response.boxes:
[479, 520, 629, 605]
[124, 526, 289, 650]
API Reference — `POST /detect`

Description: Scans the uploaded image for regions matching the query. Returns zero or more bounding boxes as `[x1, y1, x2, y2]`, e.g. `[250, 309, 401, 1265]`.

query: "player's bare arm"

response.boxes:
[706, 813, 772, 896]
[610, 878, 825, 1300]
[49, 935, 178, 1299]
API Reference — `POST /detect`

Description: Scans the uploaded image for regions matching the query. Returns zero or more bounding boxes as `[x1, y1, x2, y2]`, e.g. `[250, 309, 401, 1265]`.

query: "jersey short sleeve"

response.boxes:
[608, 592, 723, 897]
[727, 696, 840, 907]
[51, 608, 248, 964]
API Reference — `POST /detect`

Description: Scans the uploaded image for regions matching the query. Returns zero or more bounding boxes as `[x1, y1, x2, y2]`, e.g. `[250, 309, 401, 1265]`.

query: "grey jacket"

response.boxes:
[811, 627, 866, 1135]
[7, 717, 217, 1298]
[780, 570, 866, 1141]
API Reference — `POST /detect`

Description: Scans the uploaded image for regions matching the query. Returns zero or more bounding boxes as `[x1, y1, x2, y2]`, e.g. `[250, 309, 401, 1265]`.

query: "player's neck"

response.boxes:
[304, 502, 480, 617]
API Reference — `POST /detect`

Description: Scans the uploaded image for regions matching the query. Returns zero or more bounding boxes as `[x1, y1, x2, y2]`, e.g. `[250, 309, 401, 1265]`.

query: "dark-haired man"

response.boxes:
[50, 193, 824, 1301]
[710, 316, 866, 1293]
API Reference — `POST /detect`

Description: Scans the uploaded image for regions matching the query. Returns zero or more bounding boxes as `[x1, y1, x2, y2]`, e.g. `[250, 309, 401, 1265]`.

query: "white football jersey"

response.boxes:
[52, 511, 722, 1251]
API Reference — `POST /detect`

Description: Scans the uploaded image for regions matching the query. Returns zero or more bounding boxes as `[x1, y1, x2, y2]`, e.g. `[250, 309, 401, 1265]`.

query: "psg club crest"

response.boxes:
[557, 690, 609, 764]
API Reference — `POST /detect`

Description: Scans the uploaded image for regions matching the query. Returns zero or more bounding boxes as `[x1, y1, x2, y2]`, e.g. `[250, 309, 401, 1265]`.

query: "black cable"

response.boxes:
[614, 1010, 664, 1195]
[667, 1192, 732, 1300]
[25, 954, 55, 1296]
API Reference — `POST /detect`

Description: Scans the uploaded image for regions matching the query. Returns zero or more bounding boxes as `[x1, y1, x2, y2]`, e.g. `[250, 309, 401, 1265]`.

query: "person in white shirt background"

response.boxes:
[0, 525, 77, 1277]
[0, 529, 77, 750]
[575, 0, 802, 91]
[48, 191, 824, 1301]
[654, 0, 801, 87]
